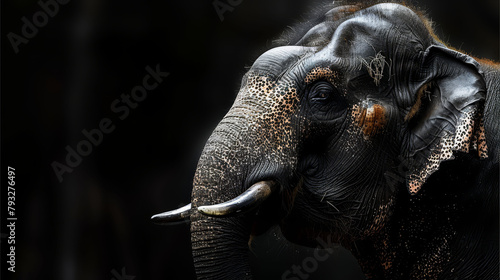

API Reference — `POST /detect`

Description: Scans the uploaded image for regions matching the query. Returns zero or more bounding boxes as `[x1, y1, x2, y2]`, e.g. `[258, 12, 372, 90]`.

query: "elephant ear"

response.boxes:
[403, 45, 487, 195]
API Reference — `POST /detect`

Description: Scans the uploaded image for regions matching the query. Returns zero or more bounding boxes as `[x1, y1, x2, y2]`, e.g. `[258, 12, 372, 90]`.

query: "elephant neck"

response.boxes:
[354, 179, 498, 279]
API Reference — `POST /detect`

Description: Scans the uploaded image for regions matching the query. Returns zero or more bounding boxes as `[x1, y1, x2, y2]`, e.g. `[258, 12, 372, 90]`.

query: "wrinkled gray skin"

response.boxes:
[159, 3, 499, 279]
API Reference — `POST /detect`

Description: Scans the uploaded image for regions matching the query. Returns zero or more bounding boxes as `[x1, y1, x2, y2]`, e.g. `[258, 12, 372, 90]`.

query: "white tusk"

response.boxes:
[151, 203, 191, 225]
[197, 181, 277, 217]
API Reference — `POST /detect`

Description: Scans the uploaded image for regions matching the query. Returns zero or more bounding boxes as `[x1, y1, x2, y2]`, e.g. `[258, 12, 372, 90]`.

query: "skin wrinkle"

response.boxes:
[294, 104, 397, 240]
[405, 82, 431, 121]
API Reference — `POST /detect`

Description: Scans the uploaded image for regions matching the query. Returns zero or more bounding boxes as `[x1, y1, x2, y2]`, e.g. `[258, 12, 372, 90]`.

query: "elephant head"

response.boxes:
[153, 3, 493, 279]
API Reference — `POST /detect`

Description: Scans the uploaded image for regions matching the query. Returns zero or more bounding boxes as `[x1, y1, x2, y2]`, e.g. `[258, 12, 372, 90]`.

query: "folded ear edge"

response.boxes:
[406, 105, 487, 195]
[404, 45, 488, 195]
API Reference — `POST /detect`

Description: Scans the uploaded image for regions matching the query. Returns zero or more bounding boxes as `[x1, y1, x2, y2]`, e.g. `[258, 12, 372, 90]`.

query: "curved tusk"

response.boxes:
[151, 203, 191, 225]
[197, 181, 277, 217]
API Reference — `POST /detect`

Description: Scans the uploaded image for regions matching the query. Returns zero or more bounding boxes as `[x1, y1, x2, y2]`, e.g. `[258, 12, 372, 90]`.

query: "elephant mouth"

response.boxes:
[151, 180, 279, 224]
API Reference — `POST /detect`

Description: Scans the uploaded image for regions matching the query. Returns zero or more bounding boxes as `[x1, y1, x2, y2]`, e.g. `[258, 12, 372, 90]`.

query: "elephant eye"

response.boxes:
[306, 80, 348, 119]
[309, 81, 337, 102]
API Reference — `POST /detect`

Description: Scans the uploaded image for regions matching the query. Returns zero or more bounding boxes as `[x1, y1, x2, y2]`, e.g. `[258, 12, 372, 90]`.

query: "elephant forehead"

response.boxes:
[250, 46, 313, 78]
[294, 3, 420, 48]
[303, 3, 429, 60]
[327, 17, 393, 58]
[246, 4, 431, 86]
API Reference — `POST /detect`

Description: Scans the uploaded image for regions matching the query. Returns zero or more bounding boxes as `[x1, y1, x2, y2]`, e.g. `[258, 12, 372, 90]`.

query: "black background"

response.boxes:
[1, 0, 498, 279]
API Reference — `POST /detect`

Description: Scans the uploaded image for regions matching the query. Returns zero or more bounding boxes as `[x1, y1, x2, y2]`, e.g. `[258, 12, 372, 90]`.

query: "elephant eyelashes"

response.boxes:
[308, 81, 336, 102]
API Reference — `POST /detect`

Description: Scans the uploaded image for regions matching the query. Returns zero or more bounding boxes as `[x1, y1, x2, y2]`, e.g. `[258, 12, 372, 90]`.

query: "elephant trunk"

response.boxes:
[189, 71, 300, 278]
[190, 212, 252, 279]
[190, 120, 262, 279]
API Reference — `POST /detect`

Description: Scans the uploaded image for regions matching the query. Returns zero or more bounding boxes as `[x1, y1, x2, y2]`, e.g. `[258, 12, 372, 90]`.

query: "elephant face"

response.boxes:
[154, 3, 488, 279]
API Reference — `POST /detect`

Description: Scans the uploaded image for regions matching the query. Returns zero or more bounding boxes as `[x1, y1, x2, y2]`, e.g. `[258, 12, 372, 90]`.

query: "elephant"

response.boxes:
[153, 2, 499, 279]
